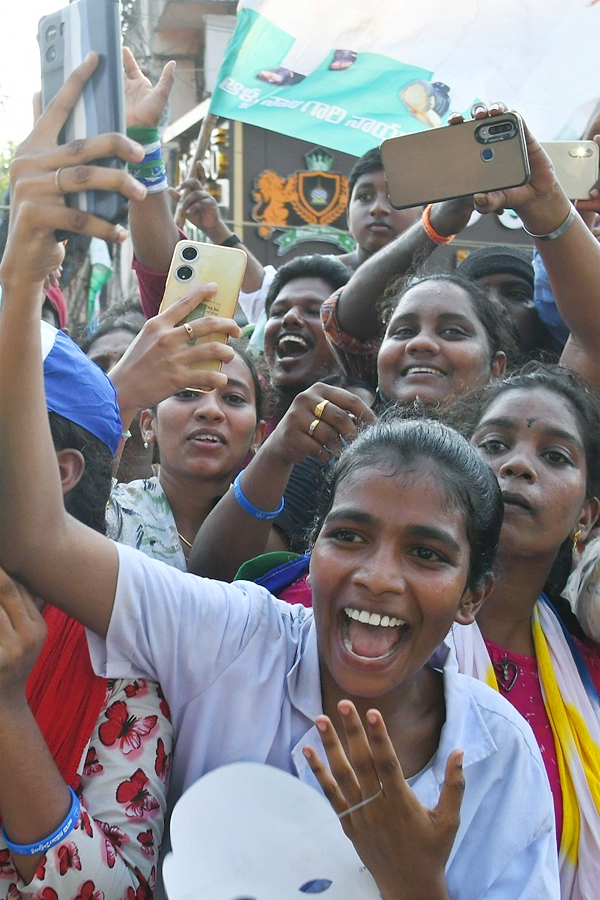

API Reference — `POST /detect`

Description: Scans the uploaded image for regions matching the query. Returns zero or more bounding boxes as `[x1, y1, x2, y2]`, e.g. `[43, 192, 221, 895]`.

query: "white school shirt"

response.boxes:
[87, 542, 560, 899]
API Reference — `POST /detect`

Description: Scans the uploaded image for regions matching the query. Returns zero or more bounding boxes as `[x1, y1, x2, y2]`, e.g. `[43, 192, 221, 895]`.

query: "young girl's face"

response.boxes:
[472, 386, 596, 560]
[142, 353, 263, 484]
[377, 280, 504, 406]
[309, 464, 485, 701]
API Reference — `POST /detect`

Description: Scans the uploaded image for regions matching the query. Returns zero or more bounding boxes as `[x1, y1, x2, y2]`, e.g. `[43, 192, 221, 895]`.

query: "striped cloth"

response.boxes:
[450, 596, 600, 900]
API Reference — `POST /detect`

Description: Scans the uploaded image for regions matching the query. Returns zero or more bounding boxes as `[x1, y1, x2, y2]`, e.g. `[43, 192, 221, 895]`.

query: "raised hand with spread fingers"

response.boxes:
[304, 700, 461, 900]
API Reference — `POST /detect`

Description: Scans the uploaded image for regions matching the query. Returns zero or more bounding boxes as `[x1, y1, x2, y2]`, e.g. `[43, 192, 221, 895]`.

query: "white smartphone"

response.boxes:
[159, 241, 247, 373]
[541, 141, 599, 200]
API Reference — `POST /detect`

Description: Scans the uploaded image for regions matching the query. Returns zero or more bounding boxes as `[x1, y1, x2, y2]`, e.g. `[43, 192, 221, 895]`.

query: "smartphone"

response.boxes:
[159, 241, 247, 372]
[540, 141, 599, 200]
[380, 112, 530, 209]
[38, 0, 126, 223]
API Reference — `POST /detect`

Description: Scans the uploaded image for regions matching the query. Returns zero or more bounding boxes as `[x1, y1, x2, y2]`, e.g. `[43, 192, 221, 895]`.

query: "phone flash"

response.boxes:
[569, 146, 594, 158]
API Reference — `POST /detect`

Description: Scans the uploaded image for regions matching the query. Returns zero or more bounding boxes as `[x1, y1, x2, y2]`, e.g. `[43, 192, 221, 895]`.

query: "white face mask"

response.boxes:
[163, 762, 380, 900]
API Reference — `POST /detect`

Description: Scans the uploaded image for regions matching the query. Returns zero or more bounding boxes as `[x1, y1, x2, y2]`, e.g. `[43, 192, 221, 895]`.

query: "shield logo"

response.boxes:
[250, 147, 351, 247]
[289, 171, 348, 226]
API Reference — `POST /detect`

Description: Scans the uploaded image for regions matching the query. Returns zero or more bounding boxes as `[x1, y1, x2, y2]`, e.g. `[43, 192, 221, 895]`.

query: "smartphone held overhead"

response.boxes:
[159, 241, 247, 373]
[540, 141, 599, 200]
[38, 0, 126, 224]
[381, 113, 530, 209]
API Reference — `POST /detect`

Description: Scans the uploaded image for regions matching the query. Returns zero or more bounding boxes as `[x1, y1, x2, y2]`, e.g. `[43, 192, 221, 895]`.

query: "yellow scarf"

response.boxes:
[452, 597, 600, 899]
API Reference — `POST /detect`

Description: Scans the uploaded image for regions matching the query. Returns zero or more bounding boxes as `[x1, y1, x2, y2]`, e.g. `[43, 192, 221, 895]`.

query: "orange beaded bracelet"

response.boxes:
[422, 203, 457, 244]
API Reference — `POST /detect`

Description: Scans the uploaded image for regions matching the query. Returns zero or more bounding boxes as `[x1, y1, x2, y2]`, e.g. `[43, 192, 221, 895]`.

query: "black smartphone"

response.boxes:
[38, 0, 126, 224]
[381, 113, 530, 209]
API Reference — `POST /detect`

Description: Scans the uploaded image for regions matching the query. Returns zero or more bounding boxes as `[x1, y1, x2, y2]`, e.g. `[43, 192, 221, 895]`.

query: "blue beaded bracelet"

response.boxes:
[232, 472, 284, 520]
[1, 787, 80, 856]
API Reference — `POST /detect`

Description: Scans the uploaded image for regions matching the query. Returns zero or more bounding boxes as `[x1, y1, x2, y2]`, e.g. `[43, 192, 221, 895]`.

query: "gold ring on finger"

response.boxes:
[55, 167, 66, 195]
[308, 418, 320, 437]
[183, 322, 196, 345]
[313, 399, 329, 420]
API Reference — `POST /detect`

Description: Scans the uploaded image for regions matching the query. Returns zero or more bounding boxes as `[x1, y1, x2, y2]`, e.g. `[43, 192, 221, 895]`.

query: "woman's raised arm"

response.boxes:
[457, 103, 600, 391]
[0, 54, 143, 636]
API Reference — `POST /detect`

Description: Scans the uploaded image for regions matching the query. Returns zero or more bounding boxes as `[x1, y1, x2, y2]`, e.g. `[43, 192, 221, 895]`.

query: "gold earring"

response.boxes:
[573, 529, 583, 551]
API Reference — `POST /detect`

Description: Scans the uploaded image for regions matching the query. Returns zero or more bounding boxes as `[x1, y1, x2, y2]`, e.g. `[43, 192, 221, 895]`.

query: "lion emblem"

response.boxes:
[252, 168, 348, 239]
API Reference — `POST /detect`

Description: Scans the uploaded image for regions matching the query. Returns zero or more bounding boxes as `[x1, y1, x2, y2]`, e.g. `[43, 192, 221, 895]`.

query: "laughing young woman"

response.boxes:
[0, 56, 561, 900]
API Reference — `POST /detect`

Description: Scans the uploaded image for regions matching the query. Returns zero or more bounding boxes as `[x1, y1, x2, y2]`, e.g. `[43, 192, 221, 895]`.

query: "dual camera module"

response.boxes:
[175, 245, 200, 282]
[475, 118, 517, 163]
[43, 21, 63, 64]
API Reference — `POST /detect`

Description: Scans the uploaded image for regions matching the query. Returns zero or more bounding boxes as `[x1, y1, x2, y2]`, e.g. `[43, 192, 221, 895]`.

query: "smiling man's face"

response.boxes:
[263, 276, 338, 395]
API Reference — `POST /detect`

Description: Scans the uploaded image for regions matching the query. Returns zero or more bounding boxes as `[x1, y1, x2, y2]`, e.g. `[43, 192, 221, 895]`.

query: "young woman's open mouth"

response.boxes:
[341, 606, 410, 663]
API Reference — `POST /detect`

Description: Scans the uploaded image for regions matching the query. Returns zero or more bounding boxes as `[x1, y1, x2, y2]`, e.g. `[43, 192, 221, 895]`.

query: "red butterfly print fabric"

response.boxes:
[98, 702, 157, 755]
[0, 680, 171, 900]
[154, 739, 171, 784]
[116, 771, 160, 819]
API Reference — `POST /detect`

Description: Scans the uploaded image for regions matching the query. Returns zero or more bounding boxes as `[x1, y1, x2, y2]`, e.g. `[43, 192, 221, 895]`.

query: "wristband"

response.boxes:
[1, 787, 80, 857]
[232, 472, 284, 520]
[126, 126, 168, 193]
[220, 233, 242, 247]
[522, 204, 576, 241]
[422, 204, 456, 244]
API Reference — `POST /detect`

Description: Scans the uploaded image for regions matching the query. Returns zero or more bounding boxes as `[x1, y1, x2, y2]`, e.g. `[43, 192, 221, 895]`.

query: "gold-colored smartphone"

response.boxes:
[540, 141, 599, 200]
[380, 112, 530, 209]
[159, 240, 247, 372]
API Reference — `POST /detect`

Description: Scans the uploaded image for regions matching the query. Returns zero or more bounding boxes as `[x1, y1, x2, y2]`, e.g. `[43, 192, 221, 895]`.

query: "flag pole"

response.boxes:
[174, 111, 219, 228]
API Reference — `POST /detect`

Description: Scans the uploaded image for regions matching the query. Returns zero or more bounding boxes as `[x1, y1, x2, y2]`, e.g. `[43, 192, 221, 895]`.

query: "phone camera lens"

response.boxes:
[176, 265, 194, 282]
[488, 122, 512, 136]
[46, 46, 57, 63]
[181, 246, 198, 261]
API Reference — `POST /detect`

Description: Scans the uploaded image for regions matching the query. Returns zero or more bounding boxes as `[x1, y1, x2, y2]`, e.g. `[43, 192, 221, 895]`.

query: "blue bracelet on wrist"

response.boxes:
[232, 472, 284, 520]
[1, 787, 81, 857]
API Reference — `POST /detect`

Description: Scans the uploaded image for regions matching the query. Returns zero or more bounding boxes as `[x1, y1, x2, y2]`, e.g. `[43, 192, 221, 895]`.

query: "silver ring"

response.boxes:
[308, 418, 320, 437]
[183, 322, 196, 345]
[55, 167, 66, 195]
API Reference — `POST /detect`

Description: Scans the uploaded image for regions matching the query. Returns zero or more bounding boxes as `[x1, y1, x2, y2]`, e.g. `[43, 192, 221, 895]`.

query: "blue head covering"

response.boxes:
[41, 321, 122, 455]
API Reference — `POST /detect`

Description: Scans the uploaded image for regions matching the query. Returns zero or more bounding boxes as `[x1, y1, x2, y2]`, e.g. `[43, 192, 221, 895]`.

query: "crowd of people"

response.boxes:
[0, 43, 600, 900]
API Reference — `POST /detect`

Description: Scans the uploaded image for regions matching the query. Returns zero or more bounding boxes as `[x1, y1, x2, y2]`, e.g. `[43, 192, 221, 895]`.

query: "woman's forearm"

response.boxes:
[188, 444, 294, 580]
[0, 698, 71, 883]
[129, 190, 181, 273]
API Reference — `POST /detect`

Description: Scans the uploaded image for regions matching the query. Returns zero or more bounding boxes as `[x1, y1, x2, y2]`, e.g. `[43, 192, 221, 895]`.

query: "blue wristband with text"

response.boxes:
[232, 472, 284, 520]
[1, 787, 80, 857]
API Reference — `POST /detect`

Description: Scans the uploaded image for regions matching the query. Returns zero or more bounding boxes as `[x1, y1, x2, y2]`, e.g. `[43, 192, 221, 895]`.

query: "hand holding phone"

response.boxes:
[109, 290, 243, 414]
[38, 0, 126, 224]
[381, 112, 530, 209]
[159, 241, 247, 372]
[2, 55, 144, 293]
